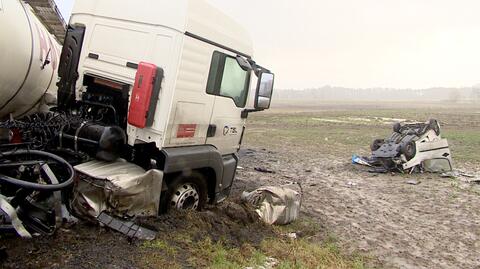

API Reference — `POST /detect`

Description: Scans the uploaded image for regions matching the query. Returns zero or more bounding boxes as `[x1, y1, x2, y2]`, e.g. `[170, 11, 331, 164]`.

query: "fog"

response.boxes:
[56, 0, 480, 91]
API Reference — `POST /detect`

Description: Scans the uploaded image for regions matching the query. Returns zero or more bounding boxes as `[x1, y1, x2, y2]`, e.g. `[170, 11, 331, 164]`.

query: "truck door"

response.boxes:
[205, 51, 251, 155]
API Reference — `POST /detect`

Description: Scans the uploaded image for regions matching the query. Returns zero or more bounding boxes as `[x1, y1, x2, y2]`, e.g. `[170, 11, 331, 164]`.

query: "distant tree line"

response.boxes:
[274, 85, 480, 103]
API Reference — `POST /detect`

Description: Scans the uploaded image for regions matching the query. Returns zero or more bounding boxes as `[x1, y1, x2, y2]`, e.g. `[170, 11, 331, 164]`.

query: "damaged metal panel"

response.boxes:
[72, 159, 164, 219]
[402, 133, 453, 172]
[242, 185, 301, 225]
[0, 195, 31, 238]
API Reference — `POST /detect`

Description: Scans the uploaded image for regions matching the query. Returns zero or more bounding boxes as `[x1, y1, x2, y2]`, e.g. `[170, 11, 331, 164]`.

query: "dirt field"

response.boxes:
[235, 101, 480, 269]
[1, 101, 479, 268]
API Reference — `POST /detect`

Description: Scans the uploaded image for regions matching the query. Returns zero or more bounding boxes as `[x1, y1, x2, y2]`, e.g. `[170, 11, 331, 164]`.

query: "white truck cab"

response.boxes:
[56, 0, 274, 214]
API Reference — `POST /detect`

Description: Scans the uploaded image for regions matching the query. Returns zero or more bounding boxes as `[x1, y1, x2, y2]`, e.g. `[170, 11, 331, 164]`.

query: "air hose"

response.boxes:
[0, 150, 74, 191]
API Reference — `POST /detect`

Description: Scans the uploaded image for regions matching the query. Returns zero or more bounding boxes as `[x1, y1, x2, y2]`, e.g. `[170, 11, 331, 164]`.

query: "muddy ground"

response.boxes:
[1, 202, 274, 268]
[1, 101, 479, 268]
[235, 101, 480, 269]
[236, 148, 480, 269]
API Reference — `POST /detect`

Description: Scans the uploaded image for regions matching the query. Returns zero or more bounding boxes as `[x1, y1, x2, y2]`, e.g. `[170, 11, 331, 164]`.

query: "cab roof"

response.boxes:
[72, 0, 253, 57]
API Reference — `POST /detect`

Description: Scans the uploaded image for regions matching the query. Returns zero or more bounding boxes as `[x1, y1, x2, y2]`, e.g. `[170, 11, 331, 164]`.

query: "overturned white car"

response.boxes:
[355, 119, 453, 173]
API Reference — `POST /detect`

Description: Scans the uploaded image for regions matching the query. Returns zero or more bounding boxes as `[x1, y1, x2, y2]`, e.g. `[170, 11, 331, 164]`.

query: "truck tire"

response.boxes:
[161, 172, 208, 212]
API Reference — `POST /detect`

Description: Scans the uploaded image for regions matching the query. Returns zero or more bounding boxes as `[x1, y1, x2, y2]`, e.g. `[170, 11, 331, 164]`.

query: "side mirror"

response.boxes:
[254, 72, 274, 109]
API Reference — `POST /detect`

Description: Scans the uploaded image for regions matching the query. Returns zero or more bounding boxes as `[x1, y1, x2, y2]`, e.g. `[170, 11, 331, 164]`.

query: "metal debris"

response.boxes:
[97, 212, 156, 240]
[441, 170, 480, 184]
[352, 155, 374, 167]
[245, 257, 279, 269]
[347, 181, 359, 187]
[284, 232, 298, 239]
[0, 195, 31, 238]
[242, 184, 301, 225]
[254, 167, 275, 174]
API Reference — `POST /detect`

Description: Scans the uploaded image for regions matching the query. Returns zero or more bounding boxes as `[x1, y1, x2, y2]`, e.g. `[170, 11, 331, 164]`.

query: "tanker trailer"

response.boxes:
[0, 0, 61, 118]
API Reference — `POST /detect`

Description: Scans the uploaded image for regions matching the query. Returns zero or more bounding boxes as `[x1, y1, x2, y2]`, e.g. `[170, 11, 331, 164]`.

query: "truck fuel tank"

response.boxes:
[60, 123, 127, 162]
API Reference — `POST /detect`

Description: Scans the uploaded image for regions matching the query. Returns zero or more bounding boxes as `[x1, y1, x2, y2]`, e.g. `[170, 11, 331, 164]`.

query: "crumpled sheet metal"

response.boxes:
[0, 195, 31, 238]
[72, 159, 164, 220]
[242, 186, 301, 225]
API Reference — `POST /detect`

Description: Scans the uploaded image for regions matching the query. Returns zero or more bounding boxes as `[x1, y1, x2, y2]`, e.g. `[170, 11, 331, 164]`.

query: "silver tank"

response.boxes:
[0, 0, 61, 118]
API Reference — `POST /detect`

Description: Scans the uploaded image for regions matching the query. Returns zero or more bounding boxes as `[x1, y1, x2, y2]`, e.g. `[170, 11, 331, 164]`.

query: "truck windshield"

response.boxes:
[206, 51, 251, 107]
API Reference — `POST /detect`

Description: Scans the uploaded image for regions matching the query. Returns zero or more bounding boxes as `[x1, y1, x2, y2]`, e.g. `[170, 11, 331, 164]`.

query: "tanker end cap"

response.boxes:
[96, 126, 127, 162]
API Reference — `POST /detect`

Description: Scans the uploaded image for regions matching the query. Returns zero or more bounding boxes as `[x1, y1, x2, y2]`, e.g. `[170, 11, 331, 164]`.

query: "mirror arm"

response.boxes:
[241, 108, 265, 119]
[247, 59, 271, 76]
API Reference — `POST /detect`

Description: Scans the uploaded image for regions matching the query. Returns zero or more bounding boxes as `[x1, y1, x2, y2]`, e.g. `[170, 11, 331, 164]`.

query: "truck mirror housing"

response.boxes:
[236, 56, 252, 71]
[254, 72, 274, 109]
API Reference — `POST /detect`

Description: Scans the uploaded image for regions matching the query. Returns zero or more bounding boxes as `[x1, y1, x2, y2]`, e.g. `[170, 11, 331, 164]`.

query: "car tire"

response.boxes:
[370, 139, 385, 151]
[393, 122, 402, 133]
[428, 119, 441, 135]
[401, 141, 416, 160]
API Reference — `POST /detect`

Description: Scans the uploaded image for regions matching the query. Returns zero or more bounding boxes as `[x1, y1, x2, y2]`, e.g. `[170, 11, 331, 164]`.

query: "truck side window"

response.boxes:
[206, 51, 250, 108]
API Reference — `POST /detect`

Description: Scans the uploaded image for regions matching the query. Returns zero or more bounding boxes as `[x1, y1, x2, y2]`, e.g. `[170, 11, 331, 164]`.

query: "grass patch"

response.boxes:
[142, 240, 178, 257]
[189, 238, 264, 268]
[138, 217, 369, 269]
[141, 240, 179, 268]
[441, 129, 480, 162]
[261, 238, 367, 269]
[246, 110, 480, 164]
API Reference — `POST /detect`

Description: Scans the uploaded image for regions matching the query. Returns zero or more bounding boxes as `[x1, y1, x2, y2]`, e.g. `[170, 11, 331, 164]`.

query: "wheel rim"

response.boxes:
[170, 183, 200, 210]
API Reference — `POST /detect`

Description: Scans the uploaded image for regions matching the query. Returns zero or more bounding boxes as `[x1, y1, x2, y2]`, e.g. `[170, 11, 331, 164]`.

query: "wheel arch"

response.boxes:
[160, 145, 224, 203]
[163, 167, 217, 204]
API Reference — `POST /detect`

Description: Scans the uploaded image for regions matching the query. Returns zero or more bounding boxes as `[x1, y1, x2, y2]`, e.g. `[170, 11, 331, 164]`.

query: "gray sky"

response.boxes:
[56, 0, 480, 89]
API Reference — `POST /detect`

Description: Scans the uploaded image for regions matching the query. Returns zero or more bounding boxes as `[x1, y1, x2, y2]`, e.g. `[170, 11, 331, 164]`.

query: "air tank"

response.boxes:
[0, 0, 61, 118]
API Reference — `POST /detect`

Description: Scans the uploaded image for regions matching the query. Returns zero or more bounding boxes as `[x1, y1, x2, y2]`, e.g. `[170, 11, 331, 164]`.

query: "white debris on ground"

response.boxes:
[245, 257, 279, 269]
[283, 232, 298, 239]
[441, 170, 480, 183]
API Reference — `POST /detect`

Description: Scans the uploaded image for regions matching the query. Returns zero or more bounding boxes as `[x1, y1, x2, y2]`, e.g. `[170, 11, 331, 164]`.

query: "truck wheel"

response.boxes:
[163, 173, 208, 212]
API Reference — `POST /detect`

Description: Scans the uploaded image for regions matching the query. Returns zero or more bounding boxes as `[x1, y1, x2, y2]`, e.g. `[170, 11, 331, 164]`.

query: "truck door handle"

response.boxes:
[207, 124, 217, 137]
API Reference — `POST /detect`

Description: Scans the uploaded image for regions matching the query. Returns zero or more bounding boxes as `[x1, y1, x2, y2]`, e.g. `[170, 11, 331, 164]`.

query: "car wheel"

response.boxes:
[370, 139, 385, 151]
[393, 122, 402, 133]
[428, 119, 441, 135]
[401, 141, 416, 160]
